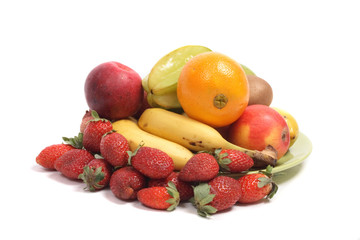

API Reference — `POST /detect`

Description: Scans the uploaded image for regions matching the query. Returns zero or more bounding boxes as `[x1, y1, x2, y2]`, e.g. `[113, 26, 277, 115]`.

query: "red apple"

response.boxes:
[84, 62, 143, 121]
[228, 104, 290, 159]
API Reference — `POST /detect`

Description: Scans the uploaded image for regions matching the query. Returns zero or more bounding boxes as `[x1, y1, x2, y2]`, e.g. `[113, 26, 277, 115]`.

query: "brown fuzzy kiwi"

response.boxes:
[247, 75, 273, 106]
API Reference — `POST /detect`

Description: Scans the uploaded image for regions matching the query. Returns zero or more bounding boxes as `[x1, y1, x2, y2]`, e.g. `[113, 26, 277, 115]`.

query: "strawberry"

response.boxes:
[238, 166, 278, 204]
[148, 172, 194, 201]
[178, 153, 219, 182]
[78, 158, 113, 191]
[82, 110, 113, 153]
[110, 166, 147, 200]
[36, 144, 74, 169]
[80, 110, 94, 133]
[214, 148, 254, 173]
[137, 182, 180, 211]
[129, 146, 174, 179]
[100, 131, 130, 167]
[54, 149, 94, 179]
[191, 176, 241, 217]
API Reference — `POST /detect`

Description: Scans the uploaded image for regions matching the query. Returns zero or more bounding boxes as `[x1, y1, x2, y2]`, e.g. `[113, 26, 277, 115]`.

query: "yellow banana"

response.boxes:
[138, 108, 277, 167]
[112, 118, 193, 170]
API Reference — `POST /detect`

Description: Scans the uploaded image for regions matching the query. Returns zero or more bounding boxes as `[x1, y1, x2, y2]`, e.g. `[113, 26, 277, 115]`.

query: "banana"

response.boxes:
[112, 118, 193, 170]
[138, 108, 278, 167]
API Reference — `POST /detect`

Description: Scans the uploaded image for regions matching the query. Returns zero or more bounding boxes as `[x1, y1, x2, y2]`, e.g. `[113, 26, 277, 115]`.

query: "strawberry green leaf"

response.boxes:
[94, 154, 104, 159]
[202, 205, 217, 214]
[167, 203, 177, 211]
[63, 132, 83, 149]
[197, 209, 208, 218]
[220, 158, 232, 165]
[199, 194, 215, 206]
[193, 183, 210, 200]
[78, 165, 105, 192]
[257, 177, 272, 188]
[165, 181, 180, 211]
[267, 182, 278, 199]
[90, 110, 100, 119]
[193, 183, 217, 217]
[214, 149, 232, 171]
[89, 110, 109, 123]
[214, 148, 222, 156]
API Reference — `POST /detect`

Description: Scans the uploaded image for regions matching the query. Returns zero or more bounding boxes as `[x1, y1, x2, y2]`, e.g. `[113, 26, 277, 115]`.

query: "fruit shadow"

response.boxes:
[235, 198, 272, 209]
[131, 200, 198, 215]
[31, 165, 85, 191]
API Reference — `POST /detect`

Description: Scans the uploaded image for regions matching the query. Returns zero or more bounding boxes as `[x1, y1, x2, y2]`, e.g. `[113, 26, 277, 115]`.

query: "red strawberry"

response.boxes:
[80, 110, 94, 133]
[54, 149, 94, 179]
[83, 110, 113, 153]
[192, 176, 241, 217]
[178, 153, 219, 182]
[215, 148, 254, 173]
[110, 166, 147, 200]
[137, 182, 180, 211]
[100, 131, 130, 167]
[148, 172, 194, 201]
[78, 158, 113, 191]
[36, 144, 74, 169]
[129, 146, 174, 179]
[238, 167, 278, 204]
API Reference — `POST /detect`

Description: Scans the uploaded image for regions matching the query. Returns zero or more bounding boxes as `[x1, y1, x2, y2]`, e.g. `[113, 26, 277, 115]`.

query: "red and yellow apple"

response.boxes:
[228, 104, 290, 159]
[84, 61, 143, 121]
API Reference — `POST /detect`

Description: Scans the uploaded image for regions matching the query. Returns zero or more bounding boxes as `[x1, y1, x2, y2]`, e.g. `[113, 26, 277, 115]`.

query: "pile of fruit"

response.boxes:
[36, 45, 300, 217]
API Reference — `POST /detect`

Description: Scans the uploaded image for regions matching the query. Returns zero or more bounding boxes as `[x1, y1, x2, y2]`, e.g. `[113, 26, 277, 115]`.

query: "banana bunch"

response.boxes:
[112, 108, 278, 170]
[143, 45, 212, 110]
[112, 118, 193, 170]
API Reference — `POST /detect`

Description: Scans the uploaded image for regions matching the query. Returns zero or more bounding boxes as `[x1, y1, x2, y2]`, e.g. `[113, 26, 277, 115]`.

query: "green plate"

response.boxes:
[223, 132, 312, 177]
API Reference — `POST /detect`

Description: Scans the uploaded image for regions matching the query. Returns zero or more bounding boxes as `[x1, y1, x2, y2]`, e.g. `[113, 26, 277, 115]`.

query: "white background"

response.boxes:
[1, 0, 359, 239]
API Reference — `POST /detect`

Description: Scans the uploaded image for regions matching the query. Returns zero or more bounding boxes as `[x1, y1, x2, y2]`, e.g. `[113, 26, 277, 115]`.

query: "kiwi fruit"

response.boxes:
[247, 75, 273, 106]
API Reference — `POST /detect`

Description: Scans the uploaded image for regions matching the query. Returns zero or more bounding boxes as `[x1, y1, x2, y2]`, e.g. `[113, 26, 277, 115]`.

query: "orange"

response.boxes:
[177, 52, 249, 128]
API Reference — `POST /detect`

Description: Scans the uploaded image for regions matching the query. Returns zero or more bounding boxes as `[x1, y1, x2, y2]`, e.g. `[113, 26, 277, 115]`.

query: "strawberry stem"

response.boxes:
[127, 141, 145, 165]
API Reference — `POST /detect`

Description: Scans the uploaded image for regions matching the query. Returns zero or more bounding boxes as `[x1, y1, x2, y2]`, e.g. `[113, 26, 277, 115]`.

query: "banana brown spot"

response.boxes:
[182, 137, 204, 148]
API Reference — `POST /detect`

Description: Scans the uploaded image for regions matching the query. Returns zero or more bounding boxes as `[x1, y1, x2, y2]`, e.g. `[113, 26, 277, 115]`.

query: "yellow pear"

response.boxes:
[272, 107, 299, 147]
